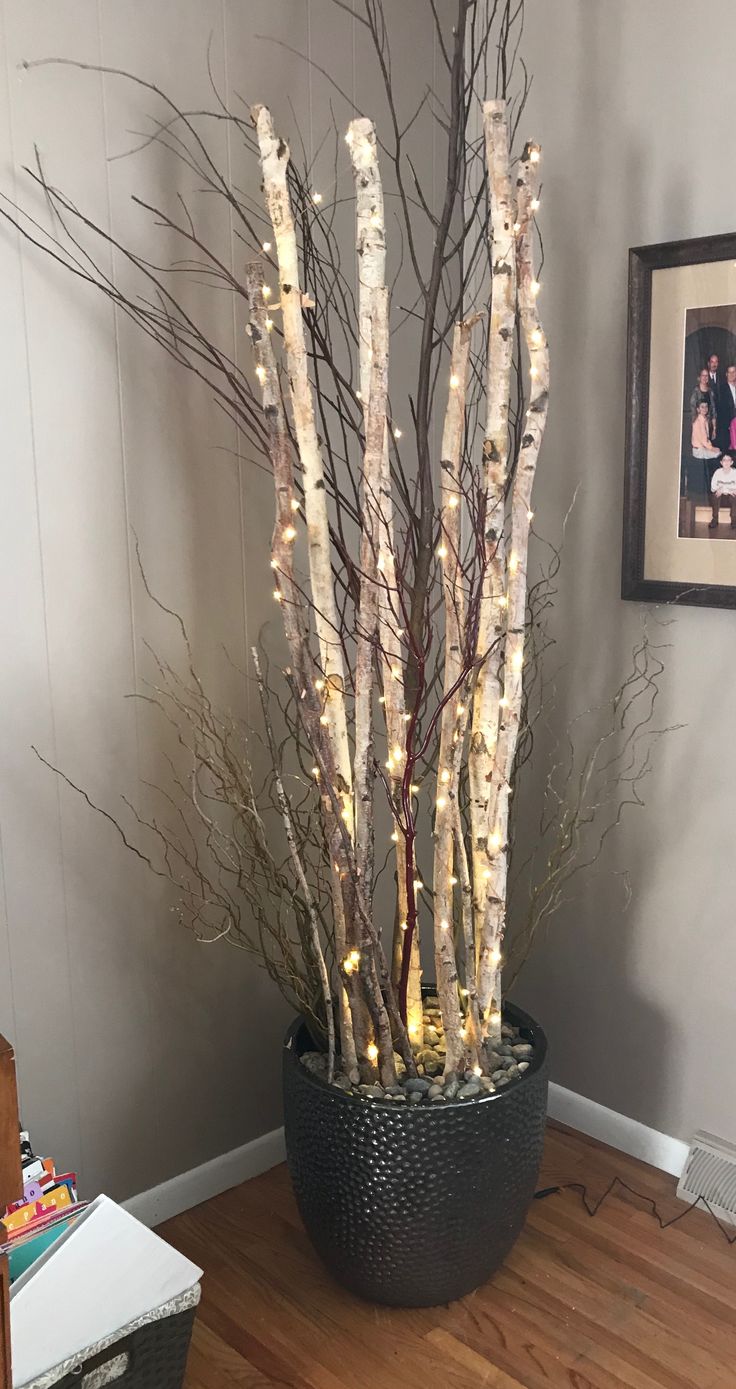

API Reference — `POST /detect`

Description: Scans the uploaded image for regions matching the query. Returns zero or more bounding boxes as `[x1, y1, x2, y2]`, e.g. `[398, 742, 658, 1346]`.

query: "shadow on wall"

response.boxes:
[510, 0, 676, 1135]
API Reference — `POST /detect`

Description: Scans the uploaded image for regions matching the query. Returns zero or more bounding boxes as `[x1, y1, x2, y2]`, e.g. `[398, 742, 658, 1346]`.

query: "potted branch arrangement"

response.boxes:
[245, 93, 549, 1306]
[4, 0, 667, 1311]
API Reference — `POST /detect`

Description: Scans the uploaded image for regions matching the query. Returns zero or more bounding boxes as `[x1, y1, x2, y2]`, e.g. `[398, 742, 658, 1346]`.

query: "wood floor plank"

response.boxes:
[185, 1320, 276, 1387]
[162, 1122, 736, 1389]
[425, 1327, 528, 1388]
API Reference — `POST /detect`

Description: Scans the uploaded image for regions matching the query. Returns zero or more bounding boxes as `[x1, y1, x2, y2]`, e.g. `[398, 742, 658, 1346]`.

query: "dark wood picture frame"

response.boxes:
[622, 230, 736, 609]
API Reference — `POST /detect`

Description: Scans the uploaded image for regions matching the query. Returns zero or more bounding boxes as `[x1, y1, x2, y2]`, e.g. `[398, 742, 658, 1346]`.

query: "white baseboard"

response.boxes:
[122, 1085, 688, 1230]
[548, 1081, 689, 1178]
[123, 1125, 286, 1228]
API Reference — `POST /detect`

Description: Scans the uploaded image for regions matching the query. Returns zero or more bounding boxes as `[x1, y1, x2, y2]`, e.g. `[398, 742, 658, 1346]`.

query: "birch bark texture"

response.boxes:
[347, 117, 421, 1040]
[473, 99, 517, 1042]
[243, 258, 359, 1082]
[252, 105, 354, 821]
[480, 140, 550, 1034]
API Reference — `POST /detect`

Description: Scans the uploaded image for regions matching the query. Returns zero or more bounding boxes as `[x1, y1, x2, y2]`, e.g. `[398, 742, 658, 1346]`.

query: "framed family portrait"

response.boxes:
[622, 230, 736, 608]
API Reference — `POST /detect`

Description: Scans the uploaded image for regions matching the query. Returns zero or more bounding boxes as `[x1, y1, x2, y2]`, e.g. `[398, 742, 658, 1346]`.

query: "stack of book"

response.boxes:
[1, 1131, 88, 1283]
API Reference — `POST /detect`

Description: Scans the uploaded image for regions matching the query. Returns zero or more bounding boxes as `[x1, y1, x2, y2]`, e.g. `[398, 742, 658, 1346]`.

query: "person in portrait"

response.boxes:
[721, 364, 736, 451]
[710, 451, 736, 529]
[692, 399, 721, 499]
[690, 368, 718, 439]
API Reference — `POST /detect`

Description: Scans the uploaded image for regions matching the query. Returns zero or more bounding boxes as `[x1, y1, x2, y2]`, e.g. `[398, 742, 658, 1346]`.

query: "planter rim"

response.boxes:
[284, 998, 548, 1111]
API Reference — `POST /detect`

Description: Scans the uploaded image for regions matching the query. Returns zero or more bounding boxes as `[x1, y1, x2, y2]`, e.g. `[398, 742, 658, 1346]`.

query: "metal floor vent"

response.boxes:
[677, 1130, 736, 1225]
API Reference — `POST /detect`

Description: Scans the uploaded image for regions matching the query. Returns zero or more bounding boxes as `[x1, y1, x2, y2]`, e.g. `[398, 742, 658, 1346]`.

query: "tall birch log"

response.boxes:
[353, 286, 397, 1085]
[347, 117, 421, 1036]
[471, 99, 516, 1038]
[244, 260, 360, 1082]
[252, 105, 353, 825]
[479, 142, 550, 1035]
[433, 319, 477, 1074]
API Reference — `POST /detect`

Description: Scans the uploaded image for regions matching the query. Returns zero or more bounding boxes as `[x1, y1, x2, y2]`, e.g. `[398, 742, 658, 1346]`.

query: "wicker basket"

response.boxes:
[18, 1285, 200, 1389]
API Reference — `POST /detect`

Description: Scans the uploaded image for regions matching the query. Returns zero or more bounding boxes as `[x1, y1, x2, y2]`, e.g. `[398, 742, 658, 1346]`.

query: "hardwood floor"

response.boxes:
[161, 1122, 736, 1389]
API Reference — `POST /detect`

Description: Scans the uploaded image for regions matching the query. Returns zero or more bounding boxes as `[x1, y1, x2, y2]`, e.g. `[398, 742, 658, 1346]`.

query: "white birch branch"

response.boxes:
[252, 648, 335, 1082]
[472, 98, 517, 1042]
[479, 141, 550, 1035]
[347, 116, 420, 1036]
[433, 318, 478, 1074]
[243, 259, 359, 1082]
[252, 105, 353, 824]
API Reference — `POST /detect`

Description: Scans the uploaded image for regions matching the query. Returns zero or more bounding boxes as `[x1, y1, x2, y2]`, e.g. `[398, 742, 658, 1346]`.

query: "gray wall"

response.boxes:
[0, 0, 441, 1200]
[514, 0, 736, 1145]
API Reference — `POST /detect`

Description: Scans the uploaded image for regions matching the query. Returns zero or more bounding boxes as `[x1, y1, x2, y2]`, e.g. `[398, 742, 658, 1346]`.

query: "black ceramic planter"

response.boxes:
[283, 1001, 549, 1307]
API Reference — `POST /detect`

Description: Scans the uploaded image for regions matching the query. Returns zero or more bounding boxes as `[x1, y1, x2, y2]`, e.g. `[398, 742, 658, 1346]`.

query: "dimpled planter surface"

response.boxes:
[283, 1002, 549, 1307]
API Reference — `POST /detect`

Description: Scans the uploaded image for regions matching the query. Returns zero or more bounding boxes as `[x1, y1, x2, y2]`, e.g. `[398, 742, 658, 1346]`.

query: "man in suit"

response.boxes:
[718, 364, 736, 451]
[705, 354, 722, 440]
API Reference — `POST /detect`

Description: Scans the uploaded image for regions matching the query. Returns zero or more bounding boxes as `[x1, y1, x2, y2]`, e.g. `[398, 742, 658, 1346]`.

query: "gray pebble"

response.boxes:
[331, 1075, 352, 1092]
[405, 1077, 431, 1093]
[408, 1090, 423, 1105]
[390, 1092, 407, 1102]
[301, 1051, 329, 1077]
[517, 1061, 530, 1072]
[430, 1093, 447, 1103]
[504, 1065, 521, 1081]
[385, 1084, 404, 1096]
[428, 1084, 443, 1099]
[359, 1084, 384, 1098]
[495, 1075, 510, 1087]
[491, 1069, 507, 1082]
[479, 1076, 495, 1091]
[458, 1082, 481, 1099]
[501, 1023, 516, 1039]
[443, 1078, 460, 1100]
[512, 1043, 534, 1059]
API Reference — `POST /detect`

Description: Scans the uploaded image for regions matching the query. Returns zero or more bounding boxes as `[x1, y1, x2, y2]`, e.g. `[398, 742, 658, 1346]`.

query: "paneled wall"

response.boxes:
[0, 1, 440, 1200]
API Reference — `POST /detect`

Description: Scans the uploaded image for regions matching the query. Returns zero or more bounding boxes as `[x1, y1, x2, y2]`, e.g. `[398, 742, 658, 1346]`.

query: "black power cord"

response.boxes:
[534, 1178, 736, 1246]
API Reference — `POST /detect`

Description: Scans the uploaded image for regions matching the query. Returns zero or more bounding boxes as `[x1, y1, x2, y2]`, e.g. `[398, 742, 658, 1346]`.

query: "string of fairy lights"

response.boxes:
[258, 123, 545, 1014]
